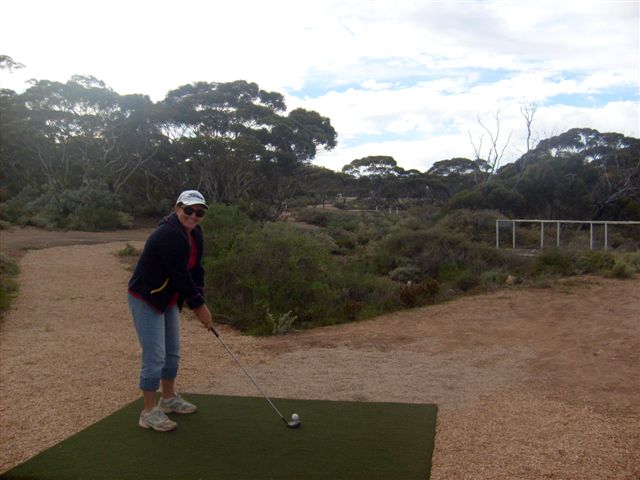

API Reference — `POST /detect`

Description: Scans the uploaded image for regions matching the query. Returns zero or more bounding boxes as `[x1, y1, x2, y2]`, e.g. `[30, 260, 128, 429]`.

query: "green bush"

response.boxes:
[609, 261, 635, 279]
[533, 249, 578, 276]
[620, 252, 640, 272]
[390, 266, 423, 283]
[1, 182, 131, 231]
[293, 208, 398, 248]
[266, 310, 298, 335]
[480, 270, 508, 289]
[69, 207, 132, 231]
[341, 263, 402, 318]
[202, 203, 256, 260]
[204, 220, 347, 333]
[435, 209, 502, 243]
[373, 224, 505, 282]
[328, 227, 357, 253]
[201, 205, 405, 333]
[438, 264, 480, 292]
[576, 251, 615, 274]
[294, 208, 330, 227]
[117, 243, 140, 257]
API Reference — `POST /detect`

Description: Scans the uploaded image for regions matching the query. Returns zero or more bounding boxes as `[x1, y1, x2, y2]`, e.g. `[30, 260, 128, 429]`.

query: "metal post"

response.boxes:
[556, 221, 560, 247]
[496, 221, 499, 248]
[604, 223, 608, 251]
[512, 220, 516, 249]
[590, 223, 594, 250]
[540, 221, 545, 249]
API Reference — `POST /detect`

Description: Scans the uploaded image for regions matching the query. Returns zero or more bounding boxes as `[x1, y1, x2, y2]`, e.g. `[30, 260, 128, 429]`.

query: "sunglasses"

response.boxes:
[182, 206, 206, 217]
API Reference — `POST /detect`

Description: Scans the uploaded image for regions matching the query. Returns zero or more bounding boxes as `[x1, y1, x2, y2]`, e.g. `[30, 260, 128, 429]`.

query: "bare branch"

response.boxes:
[471, 109, 512, 180]
[468, 130, 484, 161]
[520, 102, 538, 152]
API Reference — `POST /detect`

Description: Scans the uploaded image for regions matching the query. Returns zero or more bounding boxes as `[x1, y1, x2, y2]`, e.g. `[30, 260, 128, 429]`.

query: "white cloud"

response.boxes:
[1, 0, 638, 173]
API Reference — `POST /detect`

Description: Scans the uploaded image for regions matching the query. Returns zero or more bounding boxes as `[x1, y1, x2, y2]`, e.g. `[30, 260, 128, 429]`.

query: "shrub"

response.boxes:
[343, 299, 364, 321]
[480, 270, 508, 289]
[333, 258, 403, 321]
[373, 223, 505, 282]
[607, 231, 640, 251]
[293, 208, 398, 247]
[437, 263, 480, 292]
[399, 278, 440, 307]
[351, 275, 402, 319]
[576, 251, 615, 274]
[435, 209, 502, 243]
[328, 227, 357, 253]
[69, 207, 132, 231]
[117, 243, 140, 257]
[390, 266, 422, 283]
[202, 203, 256, 259]
[620, 252, 640, 272]
[454, 271, 481, 292]
[266, 310, 298, 335]
[533, 249, 578, 276]
[294, 208, 330, 227]
[204, 220, 346, 333]
[609, 261, 635, 279]
[372, 229, 434, 274]
[1, 182, 131, 230]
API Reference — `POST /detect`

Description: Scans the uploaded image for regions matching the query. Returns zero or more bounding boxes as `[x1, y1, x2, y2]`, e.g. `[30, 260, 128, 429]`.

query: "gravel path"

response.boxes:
[1, 228, 639, 479]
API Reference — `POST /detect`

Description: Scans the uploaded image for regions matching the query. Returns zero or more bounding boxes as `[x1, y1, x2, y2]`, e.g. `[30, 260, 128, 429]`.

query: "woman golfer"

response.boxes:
[127, 190, 213, 431]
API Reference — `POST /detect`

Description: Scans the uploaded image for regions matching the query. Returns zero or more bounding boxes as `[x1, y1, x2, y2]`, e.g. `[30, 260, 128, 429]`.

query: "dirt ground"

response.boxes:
[1, 226, 639, 479]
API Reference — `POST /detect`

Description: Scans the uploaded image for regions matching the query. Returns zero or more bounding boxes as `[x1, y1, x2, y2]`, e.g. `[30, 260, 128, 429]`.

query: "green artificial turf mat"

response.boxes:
[1, 394, 437, 480]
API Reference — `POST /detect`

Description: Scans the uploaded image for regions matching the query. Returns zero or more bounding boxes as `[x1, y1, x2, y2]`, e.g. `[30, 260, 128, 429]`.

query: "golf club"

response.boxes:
[209, 327, 301, 429]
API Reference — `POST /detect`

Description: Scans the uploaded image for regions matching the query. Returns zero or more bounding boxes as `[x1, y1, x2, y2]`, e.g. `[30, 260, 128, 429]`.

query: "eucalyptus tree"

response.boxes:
[291, 164, 352, 208]
[498, 128, 639, 220]
[0, 89, 33, 198]
[158, 80, 337, 215]
[426, 157, 490, 199]
[341, 156, 405, 208]
[562, 129, 639, 219]
[6, 76, 162, 195]
[0, 55, 25, 72]
[390, 168, 430, 207]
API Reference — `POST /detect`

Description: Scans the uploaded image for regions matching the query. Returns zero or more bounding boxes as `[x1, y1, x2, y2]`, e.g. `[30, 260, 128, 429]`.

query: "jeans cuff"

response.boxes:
[161, 368, 178, 380]
[139, 376, 161, 391]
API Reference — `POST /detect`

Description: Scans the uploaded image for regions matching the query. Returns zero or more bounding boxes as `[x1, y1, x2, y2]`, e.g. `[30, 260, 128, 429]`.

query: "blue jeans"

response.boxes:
[128, 294, 180, 391]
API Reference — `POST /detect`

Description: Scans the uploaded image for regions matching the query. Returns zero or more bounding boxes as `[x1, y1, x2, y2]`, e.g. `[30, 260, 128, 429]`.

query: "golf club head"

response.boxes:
[287, 419, 301, 429]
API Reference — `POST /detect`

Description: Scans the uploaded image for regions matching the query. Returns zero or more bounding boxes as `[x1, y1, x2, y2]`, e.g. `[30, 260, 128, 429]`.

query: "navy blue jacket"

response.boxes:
[128, 213, 205, 312]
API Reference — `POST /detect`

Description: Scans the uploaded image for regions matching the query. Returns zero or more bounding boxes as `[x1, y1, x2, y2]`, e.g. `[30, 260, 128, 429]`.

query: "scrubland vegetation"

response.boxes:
[1, 75, 638, 329]
[199, 205, 640, 335]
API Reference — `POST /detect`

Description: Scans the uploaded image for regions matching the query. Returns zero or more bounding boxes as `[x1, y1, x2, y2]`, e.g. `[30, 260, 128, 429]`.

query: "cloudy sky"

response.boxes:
[2, 0, 638, 172]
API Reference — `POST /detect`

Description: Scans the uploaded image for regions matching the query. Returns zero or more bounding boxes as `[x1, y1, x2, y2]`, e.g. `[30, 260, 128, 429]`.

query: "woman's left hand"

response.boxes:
[193, 304, 213, 330]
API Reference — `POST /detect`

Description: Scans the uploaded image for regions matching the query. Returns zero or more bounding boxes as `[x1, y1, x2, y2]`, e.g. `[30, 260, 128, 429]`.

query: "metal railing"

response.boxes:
[496, 219, 640, 250]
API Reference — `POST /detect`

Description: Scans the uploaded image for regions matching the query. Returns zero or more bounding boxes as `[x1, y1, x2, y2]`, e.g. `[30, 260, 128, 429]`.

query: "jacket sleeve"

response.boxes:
[156, 229, 205, 310]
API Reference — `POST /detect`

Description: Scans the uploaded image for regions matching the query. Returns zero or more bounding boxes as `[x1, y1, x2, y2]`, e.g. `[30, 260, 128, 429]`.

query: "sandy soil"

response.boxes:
[1, 226, 639, 479]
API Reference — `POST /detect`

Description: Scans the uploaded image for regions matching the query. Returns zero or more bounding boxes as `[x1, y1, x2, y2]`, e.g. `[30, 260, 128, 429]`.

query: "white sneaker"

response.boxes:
[159, 393, 198, 414]
[138, 407, 177, 431]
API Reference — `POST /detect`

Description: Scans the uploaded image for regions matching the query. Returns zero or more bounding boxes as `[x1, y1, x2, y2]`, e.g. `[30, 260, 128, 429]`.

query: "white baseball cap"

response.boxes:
[176, 190, 208, 209]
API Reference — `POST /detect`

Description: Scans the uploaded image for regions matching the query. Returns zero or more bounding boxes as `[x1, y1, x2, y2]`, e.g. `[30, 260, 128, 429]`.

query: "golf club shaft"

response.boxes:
[210, 327, 288, 425]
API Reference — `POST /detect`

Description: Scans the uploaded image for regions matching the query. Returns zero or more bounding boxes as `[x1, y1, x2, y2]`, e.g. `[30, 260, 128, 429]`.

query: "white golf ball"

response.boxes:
[291, 413, 299, 421]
